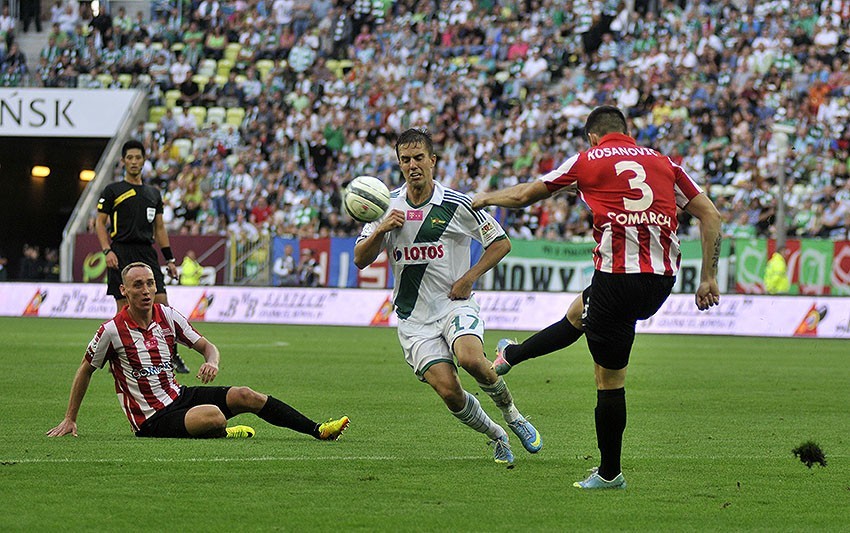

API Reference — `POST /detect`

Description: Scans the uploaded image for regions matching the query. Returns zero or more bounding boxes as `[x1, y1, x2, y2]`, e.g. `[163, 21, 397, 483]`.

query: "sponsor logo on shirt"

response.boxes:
[479, 221, 500, 242]
[131, 361, 174, 379]
[407, 210, 423, 221]
[606, 210, 673, 228]
[392, 244, 445, 263]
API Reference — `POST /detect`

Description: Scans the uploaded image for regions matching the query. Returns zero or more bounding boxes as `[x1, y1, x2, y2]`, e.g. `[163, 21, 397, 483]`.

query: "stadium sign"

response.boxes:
[477, 238, 732, 294]
[0, 88, 137, 137]
[4, 283, 850, 339]
[735, 238, 850, 295]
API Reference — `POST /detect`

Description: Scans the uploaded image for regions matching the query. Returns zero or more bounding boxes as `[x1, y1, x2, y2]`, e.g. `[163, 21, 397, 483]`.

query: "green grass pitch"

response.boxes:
[0, 316, 846, 531]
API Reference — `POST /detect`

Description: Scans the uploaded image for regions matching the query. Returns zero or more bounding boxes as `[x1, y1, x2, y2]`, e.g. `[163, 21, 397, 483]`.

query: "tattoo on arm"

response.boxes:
[711, 235, 721, 272]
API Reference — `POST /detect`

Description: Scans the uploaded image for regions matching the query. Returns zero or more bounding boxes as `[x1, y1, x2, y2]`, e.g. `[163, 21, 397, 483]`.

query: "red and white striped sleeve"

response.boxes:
[539, 153, 581, 193]
[85, 321, 116, 369]
[670, 158, 704, 208]
[163, 306, 203, 347]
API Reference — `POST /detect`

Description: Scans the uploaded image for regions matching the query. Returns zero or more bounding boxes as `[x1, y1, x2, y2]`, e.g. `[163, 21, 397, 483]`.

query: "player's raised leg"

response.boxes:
[493, 295, 586, 376]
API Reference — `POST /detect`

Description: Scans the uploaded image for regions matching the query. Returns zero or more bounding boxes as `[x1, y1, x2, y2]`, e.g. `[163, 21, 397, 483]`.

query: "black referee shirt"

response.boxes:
[97, 181, 164, 244]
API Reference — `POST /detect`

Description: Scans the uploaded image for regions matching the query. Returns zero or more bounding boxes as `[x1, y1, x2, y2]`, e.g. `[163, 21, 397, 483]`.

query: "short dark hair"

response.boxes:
[121, 139, 145, 158]
[121, 261, 153, 283]
[395, 128, 434, 159]
[584, 105, 628, 138]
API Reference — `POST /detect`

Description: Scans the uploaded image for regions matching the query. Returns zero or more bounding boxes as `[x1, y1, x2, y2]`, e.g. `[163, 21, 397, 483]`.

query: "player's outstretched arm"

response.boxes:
[684, 193, 722, 311]
[353, 209, 404, 269]
[46, 359, 97, 437]
[472, 181, 552, 209]
[192, 337, 220, 384]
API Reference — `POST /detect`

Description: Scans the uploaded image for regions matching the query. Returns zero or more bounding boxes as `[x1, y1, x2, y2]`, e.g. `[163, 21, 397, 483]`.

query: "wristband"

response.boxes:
[103, 248, 112, 255]
[162, 246, 175, 262]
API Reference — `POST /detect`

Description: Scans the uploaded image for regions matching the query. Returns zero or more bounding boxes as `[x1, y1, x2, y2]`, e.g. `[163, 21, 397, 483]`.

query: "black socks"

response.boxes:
[505, 316, 584, 365]
[595, 387, 626, 481]
[258, 396, 320, 437]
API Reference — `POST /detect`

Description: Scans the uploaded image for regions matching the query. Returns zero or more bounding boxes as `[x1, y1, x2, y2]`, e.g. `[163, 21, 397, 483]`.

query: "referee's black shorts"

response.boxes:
[106, 242, 167, 298]
[136, 386, 233, 438]
[581, 270, 675, 370]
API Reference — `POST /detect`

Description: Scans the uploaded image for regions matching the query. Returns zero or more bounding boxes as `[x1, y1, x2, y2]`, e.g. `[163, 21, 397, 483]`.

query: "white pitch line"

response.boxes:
[2, 454, 845, 464]
[0, 455, 481, 464]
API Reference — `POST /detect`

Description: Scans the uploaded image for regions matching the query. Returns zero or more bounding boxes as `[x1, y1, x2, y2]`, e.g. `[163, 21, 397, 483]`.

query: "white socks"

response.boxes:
[479, 377, 521, 423]
[450, 391, 506, 441]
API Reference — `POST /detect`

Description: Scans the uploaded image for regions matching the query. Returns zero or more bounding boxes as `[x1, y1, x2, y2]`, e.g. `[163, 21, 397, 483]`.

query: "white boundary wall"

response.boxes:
[1, 283, 848, 339]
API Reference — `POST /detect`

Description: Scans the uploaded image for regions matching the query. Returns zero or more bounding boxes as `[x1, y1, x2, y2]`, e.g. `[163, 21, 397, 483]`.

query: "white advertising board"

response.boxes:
[2, 283, 849, 339]
[0, 88, 137, 137]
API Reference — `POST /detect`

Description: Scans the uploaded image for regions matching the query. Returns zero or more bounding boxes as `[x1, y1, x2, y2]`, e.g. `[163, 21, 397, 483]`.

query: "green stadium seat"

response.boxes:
[216, 58, 234, 77]
[206, 106, 226, 126]
[192, 74, 209, 92]
[189, 106, 207, 129]
[198, 58, 217, 77]
[172, 138, 193, 161]
[255, 59, 274, 81]
[148, 106, 166, 123]
[223, 43, 241, 62]
[165, 89, 181, 109]
[225, 107, 245, 127]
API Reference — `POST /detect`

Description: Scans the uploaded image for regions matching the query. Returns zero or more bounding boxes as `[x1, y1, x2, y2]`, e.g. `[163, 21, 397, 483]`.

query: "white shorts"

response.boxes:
[397, 301, 485, 380]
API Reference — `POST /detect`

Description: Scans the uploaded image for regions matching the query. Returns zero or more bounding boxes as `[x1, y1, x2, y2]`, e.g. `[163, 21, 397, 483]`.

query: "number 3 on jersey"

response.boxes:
[616, 160, 653, 212]
[451, 314, 479, 335]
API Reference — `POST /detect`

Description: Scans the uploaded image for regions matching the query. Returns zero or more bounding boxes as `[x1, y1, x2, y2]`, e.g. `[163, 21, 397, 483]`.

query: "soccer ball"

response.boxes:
[343, 175, 391, 223]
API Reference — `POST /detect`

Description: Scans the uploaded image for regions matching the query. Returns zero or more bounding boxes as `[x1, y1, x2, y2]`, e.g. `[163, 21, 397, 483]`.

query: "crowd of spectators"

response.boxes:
[5, 0, 850, 247]
[15, 244, 60, 281]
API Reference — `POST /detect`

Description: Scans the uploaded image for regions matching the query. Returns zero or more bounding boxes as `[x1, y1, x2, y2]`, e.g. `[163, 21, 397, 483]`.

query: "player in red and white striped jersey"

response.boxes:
[473, 105, 722, 489]
[48, 262, 349, 440]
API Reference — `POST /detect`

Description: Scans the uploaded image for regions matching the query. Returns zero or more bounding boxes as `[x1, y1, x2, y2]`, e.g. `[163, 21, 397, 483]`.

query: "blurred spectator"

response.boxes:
[19, 244, 42, 280]
[20, 0, 42, 33]
[227, 211, 259, 242]
[0, 247, 8, 281]
[0, 4, 16, 50]
[297, 248, 320, 286]
[179, 249, 203, 285]
[272, 243, 298, 286]
[764, 245, 791, 294]
[41, 247, 60, 281]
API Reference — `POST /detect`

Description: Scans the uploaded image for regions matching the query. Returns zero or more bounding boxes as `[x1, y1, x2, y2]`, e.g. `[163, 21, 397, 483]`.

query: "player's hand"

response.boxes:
[377, 209, 405, 233]
[166, 261, 179, 280]
[695, 279, 720, 311]
[471, 193, 489, 210]
[196, 362, 218, 384]
[449, 276, 474, 300]
[105, 250, 119, 269]
[46, 418, 78, 437]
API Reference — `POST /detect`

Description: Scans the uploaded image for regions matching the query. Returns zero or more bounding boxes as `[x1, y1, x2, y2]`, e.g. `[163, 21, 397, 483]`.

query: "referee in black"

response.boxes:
[95, 139, 190, 373]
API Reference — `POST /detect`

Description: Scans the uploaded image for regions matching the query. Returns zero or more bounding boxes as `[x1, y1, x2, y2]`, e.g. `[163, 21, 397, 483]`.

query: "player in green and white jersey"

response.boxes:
[354, 128, 542, 464]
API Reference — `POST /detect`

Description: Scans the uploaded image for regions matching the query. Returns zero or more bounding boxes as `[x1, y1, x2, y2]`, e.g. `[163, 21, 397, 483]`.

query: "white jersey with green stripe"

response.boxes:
[357, 182, 507, 324]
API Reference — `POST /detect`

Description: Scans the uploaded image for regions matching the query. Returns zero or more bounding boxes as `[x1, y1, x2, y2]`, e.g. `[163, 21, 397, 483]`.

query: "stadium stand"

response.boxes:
[4, 0, 849, 247]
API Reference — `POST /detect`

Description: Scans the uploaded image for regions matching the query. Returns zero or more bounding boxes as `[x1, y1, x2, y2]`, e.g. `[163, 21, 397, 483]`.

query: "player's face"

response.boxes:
[122, 148, 144, 177]
[397, 142, 436, 192]
[120, 266, 156, 312]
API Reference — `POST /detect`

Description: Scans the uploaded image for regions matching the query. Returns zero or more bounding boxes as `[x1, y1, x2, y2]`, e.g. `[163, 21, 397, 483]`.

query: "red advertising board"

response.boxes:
[73, 233, 228, 283]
